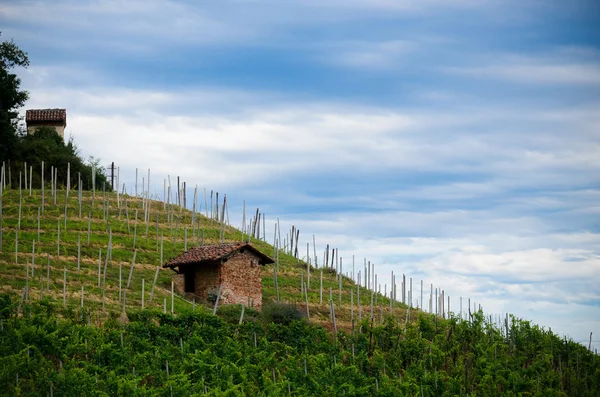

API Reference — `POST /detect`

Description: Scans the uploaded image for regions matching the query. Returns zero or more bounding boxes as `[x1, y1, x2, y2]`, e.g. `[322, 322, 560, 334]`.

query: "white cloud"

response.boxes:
[448, 53, 600, 85]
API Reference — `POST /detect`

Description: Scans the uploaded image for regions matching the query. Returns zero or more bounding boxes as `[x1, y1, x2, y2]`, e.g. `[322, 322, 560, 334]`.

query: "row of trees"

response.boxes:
[0, 32, 109, 190]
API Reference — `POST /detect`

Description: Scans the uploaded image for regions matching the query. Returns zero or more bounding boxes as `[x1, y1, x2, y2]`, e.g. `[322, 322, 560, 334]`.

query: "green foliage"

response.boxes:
[262, 302, 306, 325]
[10, 126, 110, 190]
[217, 304, 261, 324]
[0, 32, 29, 164]
[0, 299, 598, 396]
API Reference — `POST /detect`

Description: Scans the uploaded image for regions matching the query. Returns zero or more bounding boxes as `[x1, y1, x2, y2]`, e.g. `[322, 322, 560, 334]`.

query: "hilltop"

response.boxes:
[1, 178, 599, 395]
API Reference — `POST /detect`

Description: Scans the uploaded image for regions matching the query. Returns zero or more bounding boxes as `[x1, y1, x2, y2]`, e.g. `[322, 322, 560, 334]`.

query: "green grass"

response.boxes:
[0, 186, 412, 328]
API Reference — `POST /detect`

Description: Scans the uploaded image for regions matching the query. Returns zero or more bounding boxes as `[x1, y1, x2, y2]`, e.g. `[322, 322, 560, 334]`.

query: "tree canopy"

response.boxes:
[0, 33, 109, 190]
[0, 33, 29, 164]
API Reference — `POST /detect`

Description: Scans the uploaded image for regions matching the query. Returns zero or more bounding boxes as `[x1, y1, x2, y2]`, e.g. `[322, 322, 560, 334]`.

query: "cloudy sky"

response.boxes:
[3, 0, 600, 345]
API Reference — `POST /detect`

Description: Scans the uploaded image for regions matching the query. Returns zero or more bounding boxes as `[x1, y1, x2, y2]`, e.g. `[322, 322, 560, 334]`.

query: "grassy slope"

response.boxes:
[0, 187, 411, 329]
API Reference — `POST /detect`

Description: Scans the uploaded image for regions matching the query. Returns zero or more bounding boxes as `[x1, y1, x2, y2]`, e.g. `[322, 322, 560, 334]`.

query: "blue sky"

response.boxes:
[3, 0, 600, 345]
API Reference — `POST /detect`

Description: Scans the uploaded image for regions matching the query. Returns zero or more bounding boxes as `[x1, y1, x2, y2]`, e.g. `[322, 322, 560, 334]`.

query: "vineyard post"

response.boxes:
[306, 243, 310, 289]
[119, 261, 122, 303]
[126, 250, 137, 289]
[80, 286, 84, 308]
[87, 212, 91, 245]
[171, 281, 174, 314]
[31, 240, 35, 277]
[77, 235, 81, 271]
[351, 289, 354, 323]
[329, 297, 337, 335]
[356, 282, 361, 322]
[319, 270, 323, 304]
[212, 284, 223, 315]
[25, 259, 29, 301]
[18, 177, 22, 231]
[63, 267, 66, 306]
[53, 167, 57, 204]
[339, 258, 343, 303]
[29, 165, 32, 196]
[97, 250, 102, 286]
[303, 282, 310, 320]
[66, 162, 70, 198]
[63, 190, 68, 229]
[239, 304, 245, 324]
[15, 230, 18, 265]
[41, 161, 44, 213]
[78, 172, 82, 218]
[46, 254, 50, 291]
[141, 279, 145, 308]
[149, 266, 160, 304]
[133, 209, 137, 248]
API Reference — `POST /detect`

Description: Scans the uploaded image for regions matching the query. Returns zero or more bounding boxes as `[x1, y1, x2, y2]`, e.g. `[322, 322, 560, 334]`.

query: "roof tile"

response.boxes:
[164, 243, 274, 268]
[26, 109, 67, 124]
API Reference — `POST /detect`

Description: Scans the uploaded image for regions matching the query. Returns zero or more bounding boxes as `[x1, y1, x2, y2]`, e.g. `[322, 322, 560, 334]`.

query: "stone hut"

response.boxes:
[163, 243, 274, 309]
[26, 108, 67, 138]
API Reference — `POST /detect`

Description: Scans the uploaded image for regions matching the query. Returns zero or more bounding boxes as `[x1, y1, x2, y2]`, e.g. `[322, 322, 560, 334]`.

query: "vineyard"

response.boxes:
[0, 169, 599, 396]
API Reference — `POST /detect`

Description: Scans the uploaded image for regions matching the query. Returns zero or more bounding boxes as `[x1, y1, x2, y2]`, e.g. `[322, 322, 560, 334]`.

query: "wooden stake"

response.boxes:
[149, 266, 159, 304]
[77, 235, 81, 271]
[212, 284, 223, 315]
[126, 250, 137, 289]
[63, 267, 67, 307]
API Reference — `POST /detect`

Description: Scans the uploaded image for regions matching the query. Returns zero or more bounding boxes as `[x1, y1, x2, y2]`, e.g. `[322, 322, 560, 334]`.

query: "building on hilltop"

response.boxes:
[26, 108, 67, 138]
[163, 243, 274, 309]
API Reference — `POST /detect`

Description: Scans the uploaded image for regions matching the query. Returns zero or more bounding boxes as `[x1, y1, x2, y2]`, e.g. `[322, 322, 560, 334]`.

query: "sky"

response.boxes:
[2, 0, 600, 346]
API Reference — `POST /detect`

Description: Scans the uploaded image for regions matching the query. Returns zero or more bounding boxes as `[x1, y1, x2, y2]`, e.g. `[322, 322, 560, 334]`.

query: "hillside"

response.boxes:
[1, 181, 599, 395]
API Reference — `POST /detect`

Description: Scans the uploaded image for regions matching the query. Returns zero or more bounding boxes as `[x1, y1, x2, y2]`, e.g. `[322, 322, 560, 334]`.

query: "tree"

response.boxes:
[0, 32, 29, 164]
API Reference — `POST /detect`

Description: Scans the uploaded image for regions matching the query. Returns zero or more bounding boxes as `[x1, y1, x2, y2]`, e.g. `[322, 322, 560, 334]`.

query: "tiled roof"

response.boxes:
[164, 243, 274, 268]
[26, 109, 67, 124]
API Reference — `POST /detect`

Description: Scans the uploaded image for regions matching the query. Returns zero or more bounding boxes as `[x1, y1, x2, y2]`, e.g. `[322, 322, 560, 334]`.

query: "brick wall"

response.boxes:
[220, 250, 263, 309]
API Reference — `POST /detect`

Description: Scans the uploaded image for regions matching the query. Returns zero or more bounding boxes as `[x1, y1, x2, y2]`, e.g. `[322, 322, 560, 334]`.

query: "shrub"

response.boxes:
[217, 304, 261, 324]
[262, 302, 305, 325]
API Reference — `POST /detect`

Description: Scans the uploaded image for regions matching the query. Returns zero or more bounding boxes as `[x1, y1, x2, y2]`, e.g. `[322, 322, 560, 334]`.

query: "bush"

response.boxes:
[217, 304, 261, 324]
[262, 302, 306, 325]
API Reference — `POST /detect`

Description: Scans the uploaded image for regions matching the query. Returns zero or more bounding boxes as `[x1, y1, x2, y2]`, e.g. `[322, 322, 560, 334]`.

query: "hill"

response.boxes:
[1, 177, 599, 395]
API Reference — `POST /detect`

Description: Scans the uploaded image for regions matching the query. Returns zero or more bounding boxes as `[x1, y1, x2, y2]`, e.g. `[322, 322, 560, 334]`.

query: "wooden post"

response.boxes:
[97, 249, 102, 286]
[126, 250, 137, 289]
[31, 240, 35, 278]
[171, 281, 174, 314]
[77, 235, 81, 271]
[141, 279, 145, 309]
[41, 161, 44, 213]
[239, 304, 245, 325]
[319, 270, 323, 304]
[63, 267, 67, 307]
[149, 266, 160, 304]
[212, 284, 223, 315]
